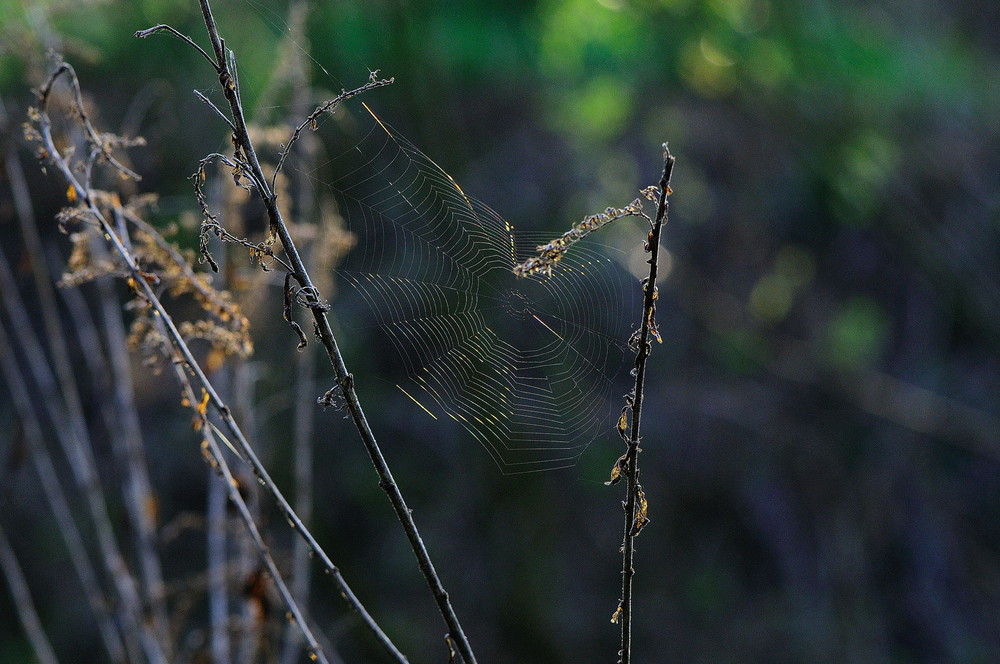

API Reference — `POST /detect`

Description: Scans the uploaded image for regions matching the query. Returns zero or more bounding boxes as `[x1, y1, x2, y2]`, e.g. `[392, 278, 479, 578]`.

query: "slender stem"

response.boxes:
[619, 146, 674, 664]
[194, 1, 478, 661]
[162, 339, 332, 664]
[283, 6, 319, 657]
[0, 234, 165, 664]
[0, 313, 130, 664]
[0, 523, 60, 664]
[207, 468, 231, 664]
[34, 62, 408, 663]
[8, 126, 170, 655]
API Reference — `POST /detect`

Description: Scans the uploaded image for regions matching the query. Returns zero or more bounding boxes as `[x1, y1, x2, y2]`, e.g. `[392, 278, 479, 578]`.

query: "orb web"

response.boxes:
[298, 105, 637, 472]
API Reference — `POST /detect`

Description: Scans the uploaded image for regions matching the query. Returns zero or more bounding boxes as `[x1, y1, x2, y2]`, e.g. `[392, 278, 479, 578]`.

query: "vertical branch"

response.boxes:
[0, 241, 166, 664]
[31, 61, 407, 664]
[616, 146, 675, 664]
[0, 317, 128, 664]
[282, 5, 319, 663]
[207, 470, 232, 664]
[189, 2, 479, 661]
[0, 523, 60, 664]
[8, 104, 170, 658]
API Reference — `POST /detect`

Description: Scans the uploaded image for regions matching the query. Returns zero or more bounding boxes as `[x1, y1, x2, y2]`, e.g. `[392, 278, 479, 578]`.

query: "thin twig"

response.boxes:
[0, 315, 129, 664]
[0, 523, 60, 664]
[191, 1, 477, 661]
[9, 133, 172, 653]
[33, 60, 408, 664]
[615, 145, 675, 664]
[194, 89, 237, 131]
[270, 71, 393, 191]
[135, 24, 218, 72]
[198, 410, 331, 664]
[0, 231, 167, 664]
[137, 295, 331, 664]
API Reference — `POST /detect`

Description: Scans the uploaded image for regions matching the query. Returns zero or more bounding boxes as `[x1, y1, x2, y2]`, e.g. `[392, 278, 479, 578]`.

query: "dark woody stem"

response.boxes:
[195, 1, 479, 661]
[619, 145, 674, 664]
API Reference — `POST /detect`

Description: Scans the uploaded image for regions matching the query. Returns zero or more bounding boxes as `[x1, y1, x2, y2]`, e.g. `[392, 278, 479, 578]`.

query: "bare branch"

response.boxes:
[194, 89, 236, 131]
[0, 523, 60, 664]
[192, 1, 477, 661]
[135, 24, 218, 71]
[31, 58, 408, 664]
[271, 70, 394, 190]
[614, 144, 675, 664]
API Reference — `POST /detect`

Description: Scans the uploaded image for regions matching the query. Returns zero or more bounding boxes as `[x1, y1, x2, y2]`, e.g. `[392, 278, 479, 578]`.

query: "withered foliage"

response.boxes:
[24, 61, 253, 368]
[513, 184, 665, 280]
[512, 198, 647, 278]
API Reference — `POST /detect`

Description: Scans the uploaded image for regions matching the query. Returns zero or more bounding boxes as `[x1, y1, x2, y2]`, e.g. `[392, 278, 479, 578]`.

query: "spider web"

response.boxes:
[297, 105, 637, 472]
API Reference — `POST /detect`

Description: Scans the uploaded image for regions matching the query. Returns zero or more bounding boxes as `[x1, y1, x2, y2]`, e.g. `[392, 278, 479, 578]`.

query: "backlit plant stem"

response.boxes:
[33, 61, 406, 664]
[618, 145, 674, 664]
[188, 1, 479, 661]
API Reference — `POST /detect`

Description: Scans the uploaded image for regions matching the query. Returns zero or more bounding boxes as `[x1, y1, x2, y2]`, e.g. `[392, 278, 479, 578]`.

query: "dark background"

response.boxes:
[1, 0, 999, 662]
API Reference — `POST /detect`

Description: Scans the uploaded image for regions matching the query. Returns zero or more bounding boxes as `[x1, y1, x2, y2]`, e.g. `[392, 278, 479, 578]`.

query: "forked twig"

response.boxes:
[0, 523, 60, 664]
[30, 60, 408, 664]
[270, 70, 393, 191]
[155, 1, 480, 661]
[7, 140, 172, 653]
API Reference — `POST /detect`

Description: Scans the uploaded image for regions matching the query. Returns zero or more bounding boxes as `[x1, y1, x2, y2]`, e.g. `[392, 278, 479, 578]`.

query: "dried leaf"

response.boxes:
[647, 307, 662, 344]
[200, 438, 217, 467]
[630, 487, 650, 536]
[605, 453, 627, 486]
[66, 184, 77, 202]
[607, 464, 621, 486]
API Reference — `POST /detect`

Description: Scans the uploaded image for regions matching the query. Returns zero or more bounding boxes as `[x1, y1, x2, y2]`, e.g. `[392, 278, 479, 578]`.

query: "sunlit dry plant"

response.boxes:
[25, 63, 252, 372]
[514, 150, 675, 664]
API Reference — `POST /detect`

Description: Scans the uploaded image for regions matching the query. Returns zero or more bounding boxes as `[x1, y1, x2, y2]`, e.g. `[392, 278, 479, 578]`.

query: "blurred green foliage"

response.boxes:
[2, 0, 999, 662]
